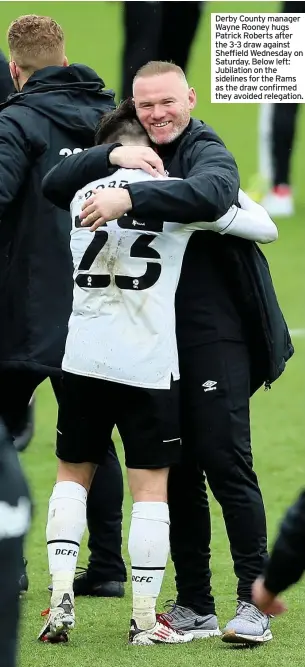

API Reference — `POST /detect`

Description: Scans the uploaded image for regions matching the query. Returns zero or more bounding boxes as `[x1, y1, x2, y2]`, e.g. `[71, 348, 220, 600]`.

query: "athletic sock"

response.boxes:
[46, 481, 87, 607]
[128, 501, 170, 630]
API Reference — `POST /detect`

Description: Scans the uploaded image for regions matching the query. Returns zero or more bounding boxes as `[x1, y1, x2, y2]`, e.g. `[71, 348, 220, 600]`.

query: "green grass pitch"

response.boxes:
[1, 2, 305, 666]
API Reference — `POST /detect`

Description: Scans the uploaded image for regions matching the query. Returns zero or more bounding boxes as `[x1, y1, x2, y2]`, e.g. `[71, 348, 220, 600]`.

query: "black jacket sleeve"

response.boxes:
[0, 51, 14, 104]
[42, 144, 119, 210]
[126, 140, 239, 223]
[263, 490, 305, 595]
[0, 113, 33, 217]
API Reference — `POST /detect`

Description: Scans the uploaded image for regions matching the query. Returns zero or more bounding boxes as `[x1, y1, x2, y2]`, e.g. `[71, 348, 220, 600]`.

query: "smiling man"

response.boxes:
[43, 61, 292, 645]
[134, 66, 196, 144]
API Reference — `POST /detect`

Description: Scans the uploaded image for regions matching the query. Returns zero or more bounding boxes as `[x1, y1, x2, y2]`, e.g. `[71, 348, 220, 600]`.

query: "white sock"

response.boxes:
[46, 481, 87, 606]
[128, 501, 169, 630]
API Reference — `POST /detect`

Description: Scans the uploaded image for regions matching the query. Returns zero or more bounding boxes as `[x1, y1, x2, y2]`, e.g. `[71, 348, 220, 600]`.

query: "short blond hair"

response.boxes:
[7, 15, 65, 72]
[134, 61, 188, 85]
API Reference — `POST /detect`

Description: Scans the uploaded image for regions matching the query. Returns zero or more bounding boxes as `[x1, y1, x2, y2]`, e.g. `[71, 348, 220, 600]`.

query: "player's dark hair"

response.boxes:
[95, 98, 147, 145]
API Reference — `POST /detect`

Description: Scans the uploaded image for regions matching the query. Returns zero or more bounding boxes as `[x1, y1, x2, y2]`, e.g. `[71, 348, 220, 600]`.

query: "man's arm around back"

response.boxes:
[43, 138, 239, 223]
[126, 140, 239, 223]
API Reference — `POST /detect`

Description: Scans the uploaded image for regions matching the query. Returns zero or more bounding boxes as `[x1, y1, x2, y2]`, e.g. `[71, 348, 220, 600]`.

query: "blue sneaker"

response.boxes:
[222, 601, 272, 644]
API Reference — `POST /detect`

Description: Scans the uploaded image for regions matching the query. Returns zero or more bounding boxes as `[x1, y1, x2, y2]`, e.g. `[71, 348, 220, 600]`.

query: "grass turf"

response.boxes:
[1, 1, 305, 665]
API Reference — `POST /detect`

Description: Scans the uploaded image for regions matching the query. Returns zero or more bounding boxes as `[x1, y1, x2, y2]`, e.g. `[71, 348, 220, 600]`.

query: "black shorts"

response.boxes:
[56, 372, 181, 469]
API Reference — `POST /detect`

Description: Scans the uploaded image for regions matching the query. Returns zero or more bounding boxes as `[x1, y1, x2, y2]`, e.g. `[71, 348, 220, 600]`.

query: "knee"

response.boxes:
[127, 467, 169, 503]
[56, 460, 96, 491]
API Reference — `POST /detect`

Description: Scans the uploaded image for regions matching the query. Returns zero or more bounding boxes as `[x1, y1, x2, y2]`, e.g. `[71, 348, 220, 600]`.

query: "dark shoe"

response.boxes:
[19, 558, 29, 595]
[13, 397, 35, 453]
[48, 567, 125, 598]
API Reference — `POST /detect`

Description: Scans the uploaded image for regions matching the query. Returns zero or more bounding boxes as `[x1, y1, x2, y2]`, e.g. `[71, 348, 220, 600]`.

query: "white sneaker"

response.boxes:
[261, 185, 294, 217]
[129, 616, 194, 645]
[38, 592, 75, 643]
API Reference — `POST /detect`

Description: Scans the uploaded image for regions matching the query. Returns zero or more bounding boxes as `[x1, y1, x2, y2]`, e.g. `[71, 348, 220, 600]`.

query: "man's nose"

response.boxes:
[151, 105, 166, 120]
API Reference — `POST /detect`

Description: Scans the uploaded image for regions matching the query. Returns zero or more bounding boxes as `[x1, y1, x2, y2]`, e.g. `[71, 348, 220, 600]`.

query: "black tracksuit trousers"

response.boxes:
[168, 342, 267, 614]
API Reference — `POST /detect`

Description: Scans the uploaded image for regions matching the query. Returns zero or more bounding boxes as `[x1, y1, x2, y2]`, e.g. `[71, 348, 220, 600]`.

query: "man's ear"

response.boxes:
[188, 87, 197, 110]
[9, 61, 19, 82]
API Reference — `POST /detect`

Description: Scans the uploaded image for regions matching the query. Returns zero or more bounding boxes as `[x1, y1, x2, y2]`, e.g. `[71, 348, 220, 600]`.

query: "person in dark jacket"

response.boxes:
[0, 50, 14, 103]
[43, 60, 292, 644]
[0, 14, 126, 597]
[252, 489, 305, 615]
[0, 419, 31, 667]
[0, 49, 34, 455]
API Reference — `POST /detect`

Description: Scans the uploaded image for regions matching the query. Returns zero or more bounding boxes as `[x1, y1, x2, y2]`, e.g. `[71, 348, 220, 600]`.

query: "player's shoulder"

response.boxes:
[115, 168, 163, 184]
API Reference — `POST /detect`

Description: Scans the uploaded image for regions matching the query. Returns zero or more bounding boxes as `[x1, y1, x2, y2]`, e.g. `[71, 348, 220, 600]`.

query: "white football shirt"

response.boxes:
[63, 169, 255, 389]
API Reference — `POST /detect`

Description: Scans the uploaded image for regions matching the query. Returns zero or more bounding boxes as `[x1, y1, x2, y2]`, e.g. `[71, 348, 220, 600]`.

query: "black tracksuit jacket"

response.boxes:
[0, 64, 115, 374]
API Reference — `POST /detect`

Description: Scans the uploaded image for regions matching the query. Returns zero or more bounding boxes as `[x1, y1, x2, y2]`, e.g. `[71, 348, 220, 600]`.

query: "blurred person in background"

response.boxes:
[121, 1, 204, 99]
[0, 49, 13, 102]
[0, 419, 31, 667]
[0, 49, 35, 453]
[0, 14, 126, 599]
[43, 60, 292, 645]
[252, 489, 305, 616]
[247, 1, 304, 217]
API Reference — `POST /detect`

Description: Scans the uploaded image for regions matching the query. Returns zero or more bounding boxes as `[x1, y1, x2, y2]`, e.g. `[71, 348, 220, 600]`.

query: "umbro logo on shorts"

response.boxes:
[202, 380, 217, 392]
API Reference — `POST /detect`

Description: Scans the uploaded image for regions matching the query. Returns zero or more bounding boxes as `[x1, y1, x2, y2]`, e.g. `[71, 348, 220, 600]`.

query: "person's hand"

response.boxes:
[252, 577, 287, 616]
[109, 146, 166, 178]
[80, 188, 132, 232]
